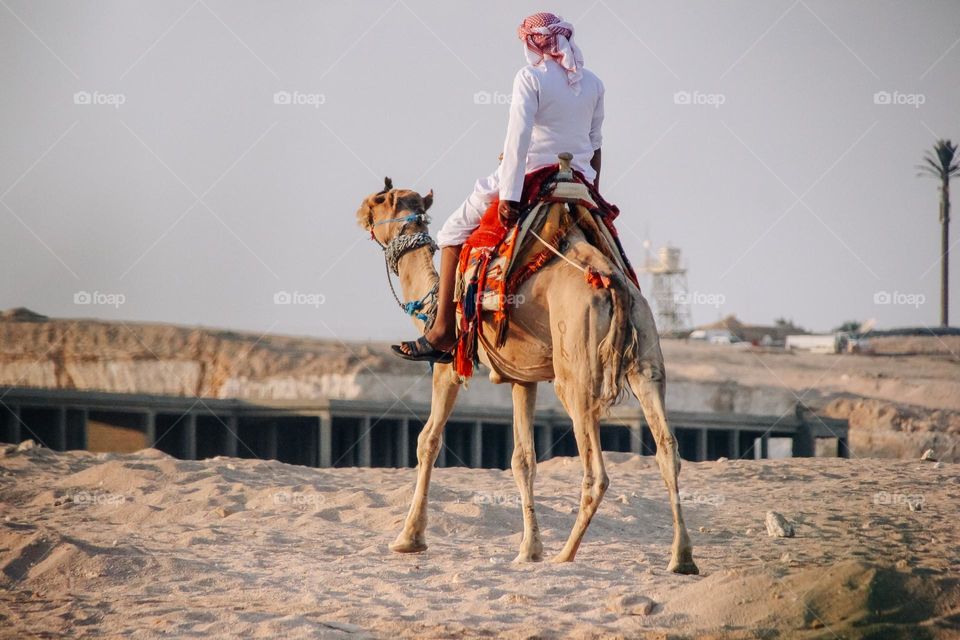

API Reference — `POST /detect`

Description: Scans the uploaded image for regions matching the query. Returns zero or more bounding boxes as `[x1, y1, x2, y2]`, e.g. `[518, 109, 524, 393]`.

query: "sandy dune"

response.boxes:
[1, 445, 958, 639]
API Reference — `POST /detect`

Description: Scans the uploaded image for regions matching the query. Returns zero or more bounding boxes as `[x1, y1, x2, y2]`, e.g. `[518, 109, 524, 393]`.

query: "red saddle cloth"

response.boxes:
[462, 164, 621, 252]
[454, 164, 633, 379]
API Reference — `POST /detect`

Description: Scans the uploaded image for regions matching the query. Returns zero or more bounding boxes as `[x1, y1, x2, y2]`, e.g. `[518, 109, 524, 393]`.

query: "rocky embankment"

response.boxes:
[2, 308, 959, 461]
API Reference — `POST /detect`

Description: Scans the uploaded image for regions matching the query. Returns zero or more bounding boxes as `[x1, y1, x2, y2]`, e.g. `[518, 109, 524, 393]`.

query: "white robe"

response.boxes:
[436, 59, 605, 247]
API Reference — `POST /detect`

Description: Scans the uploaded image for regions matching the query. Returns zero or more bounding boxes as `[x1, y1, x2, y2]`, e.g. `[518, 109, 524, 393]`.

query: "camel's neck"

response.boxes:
[396, 246, 440, 333]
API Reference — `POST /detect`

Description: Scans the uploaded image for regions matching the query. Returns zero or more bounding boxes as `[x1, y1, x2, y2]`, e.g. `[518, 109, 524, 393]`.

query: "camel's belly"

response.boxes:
[477, 311, 555, 383]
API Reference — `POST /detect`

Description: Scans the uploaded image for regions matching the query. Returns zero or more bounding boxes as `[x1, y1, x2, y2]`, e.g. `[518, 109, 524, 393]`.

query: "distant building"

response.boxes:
[691, 315, 808, 346]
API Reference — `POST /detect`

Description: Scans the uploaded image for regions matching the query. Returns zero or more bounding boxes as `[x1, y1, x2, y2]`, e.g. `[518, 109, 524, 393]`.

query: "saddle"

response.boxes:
[453, 160, 639, 379]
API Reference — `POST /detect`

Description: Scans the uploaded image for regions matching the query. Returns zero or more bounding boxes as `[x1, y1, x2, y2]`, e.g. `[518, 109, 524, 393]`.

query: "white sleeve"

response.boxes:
[498, 69, 539, 202]
[589, 78, 605, 151]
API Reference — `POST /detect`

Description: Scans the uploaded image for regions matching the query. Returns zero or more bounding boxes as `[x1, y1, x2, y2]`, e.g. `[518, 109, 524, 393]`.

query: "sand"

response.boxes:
[1, 445, 957, 639]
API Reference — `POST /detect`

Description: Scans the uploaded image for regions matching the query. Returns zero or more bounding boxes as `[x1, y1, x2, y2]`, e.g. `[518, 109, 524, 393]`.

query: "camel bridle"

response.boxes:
[368, 204, 439, 328]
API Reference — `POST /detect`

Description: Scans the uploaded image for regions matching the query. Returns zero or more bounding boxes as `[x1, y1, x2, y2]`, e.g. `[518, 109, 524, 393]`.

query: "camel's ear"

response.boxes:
[423, 189, 433, 211]
[381, 176, 393, 193]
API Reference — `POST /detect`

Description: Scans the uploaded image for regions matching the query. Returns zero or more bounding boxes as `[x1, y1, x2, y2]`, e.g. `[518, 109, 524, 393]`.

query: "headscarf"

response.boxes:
[517, 12, 584, 95]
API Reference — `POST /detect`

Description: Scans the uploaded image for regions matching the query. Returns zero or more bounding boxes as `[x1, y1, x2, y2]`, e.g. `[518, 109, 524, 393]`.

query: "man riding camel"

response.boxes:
[394, 12, 605, 363]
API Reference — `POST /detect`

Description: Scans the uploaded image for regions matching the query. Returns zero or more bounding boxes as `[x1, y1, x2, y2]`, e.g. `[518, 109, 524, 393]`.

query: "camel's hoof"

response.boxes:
[389, 536, 427, 554]
[667, 554, 700, 575]
[512, 550, 544, 563]
[548, 554, 574, 564]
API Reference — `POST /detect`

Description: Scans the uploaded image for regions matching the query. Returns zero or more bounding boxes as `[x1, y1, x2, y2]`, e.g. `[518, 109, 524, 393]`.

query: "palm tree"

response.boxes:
[918, 139, 959, 326]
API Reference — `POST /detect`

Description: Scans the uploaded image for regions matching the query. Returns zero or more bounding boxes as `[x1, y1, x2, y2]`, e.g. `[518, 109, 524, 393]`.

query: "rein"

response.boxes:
[369, 209, 439, 327]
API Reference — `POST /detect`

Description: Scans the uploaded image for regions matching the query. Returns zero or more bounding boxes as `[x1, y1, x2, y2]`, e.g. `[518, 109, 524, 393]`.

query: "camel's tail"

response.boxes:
[597, 271, 639, 408]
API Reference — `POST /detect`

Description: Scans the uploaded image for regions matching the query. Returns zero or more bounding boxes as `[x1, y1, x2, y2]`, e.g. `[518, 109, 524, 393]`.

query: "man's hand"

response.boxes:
[498, 200, 520, 226]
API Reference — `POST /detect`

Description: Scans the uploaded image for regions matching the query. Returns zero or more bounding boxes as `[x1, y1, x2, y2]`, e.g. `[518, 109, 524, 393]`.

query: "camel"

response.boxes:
[355, 175, 699, 574]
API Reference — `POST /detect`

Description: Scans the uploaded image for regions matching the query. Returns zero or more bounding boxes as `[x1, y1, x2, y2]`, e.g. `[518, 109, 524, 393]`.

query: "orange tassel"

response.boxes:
[585, 267, 611, 289]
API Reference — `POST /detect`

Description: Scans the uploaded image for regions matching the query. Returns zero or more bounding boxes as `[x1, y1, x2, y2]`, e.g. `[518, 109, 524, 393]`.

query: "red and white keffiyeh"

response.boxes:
[517, 12, 584, 95]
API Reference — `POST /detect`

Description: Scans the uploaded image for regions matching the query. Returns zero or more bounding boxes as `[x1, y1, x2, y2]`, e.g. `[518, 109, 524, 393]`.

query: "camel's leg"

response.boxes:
[628, 365, 699, 575]
[551, 383, 609, 563]
[510, 382, 543, 562]
[389, 364, 460, 553]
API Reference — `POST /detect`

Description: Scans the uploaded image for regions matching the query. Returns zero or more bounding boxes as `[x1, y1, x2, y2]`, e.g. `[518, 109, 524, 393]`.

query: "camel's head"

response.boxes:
[356, 177, 434, 246]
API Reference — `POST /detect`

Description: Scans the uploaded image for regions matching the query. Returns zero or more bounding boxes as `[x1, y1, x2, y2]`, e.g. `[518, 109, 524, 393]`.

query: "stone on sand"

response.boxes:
[607, 594, 656, 616]
[765, 511, 795, 537]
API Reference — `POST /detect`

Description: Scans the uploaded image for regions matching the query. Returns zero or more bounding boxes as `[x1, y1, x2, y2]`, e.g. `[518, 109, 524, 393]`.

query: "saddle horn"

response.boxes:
[557, 152, 574, 181]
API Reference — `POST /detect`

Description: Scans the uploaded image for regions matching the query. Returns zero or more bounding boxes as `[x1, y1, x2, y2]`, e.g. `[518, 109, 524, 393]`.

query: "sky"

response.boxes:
[2, 0, 959, 341]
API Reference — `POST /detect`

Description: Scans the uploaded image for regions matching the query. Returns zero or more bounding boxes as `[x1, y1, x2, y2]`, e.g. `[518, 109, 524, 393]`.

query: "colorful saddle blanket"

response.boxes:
[453, 164, 638, 378]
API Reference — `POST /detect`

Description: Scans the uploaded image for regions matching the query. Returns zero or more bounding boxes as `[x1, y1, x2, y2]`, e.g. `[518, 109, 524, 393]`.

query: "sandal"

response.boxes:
[391, 335, 454, 364]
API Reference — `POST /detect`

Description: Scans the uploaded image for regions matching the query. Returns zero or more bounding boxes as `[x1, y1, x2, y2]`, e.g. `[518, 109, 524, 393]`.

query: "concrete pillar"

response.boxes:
[54, 407, 67, 451]
[180, 413, 197, 460]
[318, 412, 332, 468]
[536, 424, 553, 462]
[793, 425, 813, 457]
[224, 415, 238, 458]
[727, 429, 739, 459]
[3, 405, 21, 444]
[143, 411, 156, 448]
[435, 434, 446, 468]
[470, 420, 483, 468]
[397, 417, 410, 467]
[630, 420, 643, 455]
[182, 414, 197, 460]
[760, 433, 770, 459]
[264, 420, 278, 460]
[358, 416, 372, 467]
[696, 428, 708, 462]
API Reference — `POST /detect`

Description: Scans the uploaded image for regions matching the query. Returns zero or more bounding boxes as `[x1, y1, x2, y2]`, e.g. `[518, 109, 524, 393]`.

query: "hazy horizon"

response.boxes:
[3, 1, 959, 341]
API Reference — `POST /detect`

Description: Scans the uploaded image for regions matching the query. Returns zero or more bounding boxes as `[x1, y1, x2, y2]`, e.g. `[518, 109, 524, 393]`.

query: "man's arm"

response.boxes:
[498, 69, 538, 221]
[590, 148, 601, 191]
[589, 78, 605, 192]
